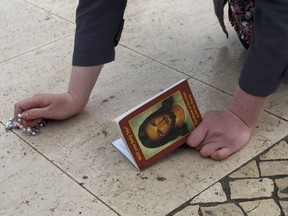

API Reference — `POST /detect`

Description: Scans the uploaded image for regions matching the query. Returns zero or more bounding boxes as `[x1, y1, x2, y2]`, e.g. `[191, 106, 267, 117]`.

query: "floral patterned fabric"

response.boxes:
[228, 0, 255, 49]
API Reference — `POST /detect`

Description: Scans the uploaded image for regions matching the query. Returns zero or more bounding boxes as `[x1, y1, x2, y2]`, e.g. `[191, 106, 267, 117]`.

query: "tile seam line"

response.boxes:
[118, 44, 233, 95]
[168, 138, 288, 215]
[0, 34, 74, 64]
[118, 43, 288, 122]
[21, 0, 75, 24]
[0, 122, 121, 216]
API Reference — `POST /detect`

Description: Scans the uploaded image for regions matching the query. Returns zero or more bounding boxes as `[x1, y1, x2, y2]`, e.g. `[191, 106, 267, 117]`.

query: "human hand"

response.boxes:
[14, 92, 84, 127]
[13, 65, 103, 128]
[186, 110, 252, 160]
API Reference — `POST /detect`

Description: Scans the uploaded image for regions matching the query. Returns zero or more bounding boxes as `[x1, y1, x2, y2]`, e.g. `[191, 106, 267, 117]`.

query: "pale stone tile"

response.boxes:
[191, 183, 227, 204]
[122, 0, 245, 96]
[230, 178, 274, 200]
[123, 0, 288, 120]
[266, 80, 288, 120]
[229, 160, 259, 179]
[239, 199, 281, 216]
[0, 36, 74, 121]
[275, 177, 288, 199]
[1, 37, 288, 215]
[0, 0, 74, 62]
[259, 161, 288, 177]
[1, 0, 288, 215]
[201, 203, 244, 216]
[24, 0, 77, 22]
[174, 205, 199, 216]
[260, 141, 288, 160]
[0, 127, 117, 216]
[280, 201, 288, 215]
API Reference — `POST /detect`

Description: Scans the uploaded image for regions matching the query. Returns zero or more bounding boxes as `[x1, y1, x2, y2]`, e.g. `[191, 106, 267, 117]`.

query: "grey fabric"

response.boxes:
[72, 0, 127, 66]
[213, 0, 229, 38]
[239, 0, 288, 96]
[71, 0, 288, 97]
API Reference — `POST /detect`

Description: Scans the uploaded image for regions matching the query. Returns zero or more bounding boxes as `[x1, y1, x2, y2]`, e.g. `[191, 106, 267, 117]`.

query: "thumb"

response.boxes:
[14, 94, 50, 119]
[22, 107, 49, 121]
[186, 122, 208, 147]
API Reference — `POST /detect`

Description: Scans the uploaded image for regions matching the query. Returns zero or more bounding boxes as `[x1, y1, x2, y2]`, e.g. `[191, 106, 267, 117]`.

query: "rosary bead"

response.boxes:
[5, 123, 12, 130]
[26, 127, 32, 133]
[5, 117, 46, 136]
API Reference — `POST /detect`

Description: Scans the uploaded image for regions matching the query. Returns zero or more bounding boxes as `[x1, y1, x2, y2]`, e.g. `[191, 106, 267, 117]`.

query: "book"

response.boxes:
[112, 79, 202, 171]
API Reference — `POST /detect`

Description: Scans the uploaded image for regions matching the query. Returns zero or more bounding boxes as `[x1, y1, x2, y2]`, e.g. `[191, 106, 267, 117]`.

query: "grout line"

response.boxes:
[0, 34, 74, 64]
[118, 43, 233, 97]
[0, 122, 121, 216]
[118, 43, 288, 122]
[7, 0, 288, 125]
[166, 138, 288, 215]
[21, 0, 75, 24]
[0, 0, 76, 64]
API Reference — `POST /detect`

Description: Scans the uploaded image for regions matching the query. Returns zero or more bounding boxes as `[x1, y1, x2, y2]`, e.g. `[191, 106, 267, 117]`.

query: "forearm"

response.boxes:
[68, 65, 103, 111]
[73, 0, 127, 66]
[228, 85, 269, 129]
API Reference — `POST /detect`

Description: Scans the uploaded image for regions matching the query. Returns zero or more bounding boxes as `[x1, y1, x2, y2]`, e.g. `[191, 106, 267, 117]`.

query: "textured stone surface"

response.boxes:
[229, 160, 259, 178]
[191, 182, 227, 204]
[0, 0, 73, 62]
[0, 128, 117, 216]
[24, 0, 77, 22]
[2, 34, 288, 215]
[275, 177, 288, 198]
[174, 205, 199, 216]
[1, 0, 288, 215]
[201, 203, 244, 216]
[229, 178, 274, 199]
[259, 161, 288, 177]
[171, 139, 288, 215]
[260, 141, 288, 160]
[239, 199, 281, 216]
[280, 201, 288, 215]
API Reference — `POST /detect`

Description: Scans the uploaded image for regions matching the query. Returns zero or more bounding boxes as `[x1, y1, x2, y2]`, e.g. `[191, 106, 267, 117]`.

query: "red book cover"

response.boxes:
[113, 79, 202, 170]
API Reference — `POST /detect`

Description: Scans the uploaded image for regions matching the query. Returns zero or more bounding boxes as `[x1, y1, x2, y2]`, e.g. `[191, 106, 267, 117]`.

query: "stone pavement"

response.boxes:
[1, 0, 288, 215]
[170, 139, 288, 216]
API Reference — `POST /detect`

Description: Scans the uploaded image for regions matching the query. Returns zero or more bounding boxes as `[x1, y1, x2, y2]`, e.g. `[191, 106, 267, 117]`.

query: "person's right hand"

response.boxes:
[14, 92, 84, 127]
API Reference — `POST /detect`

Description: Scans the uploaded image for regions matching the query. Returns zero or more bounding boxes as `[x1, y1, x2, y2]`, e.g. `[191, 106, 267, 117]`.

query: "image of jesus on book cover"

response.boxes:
[129, 91, 194, 159]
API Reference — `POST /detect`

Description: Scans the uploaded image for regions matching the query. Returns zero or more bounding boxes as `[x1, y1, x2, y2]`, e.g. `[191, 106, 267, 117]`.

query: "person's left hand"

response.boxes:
[186, 110, 252, 160]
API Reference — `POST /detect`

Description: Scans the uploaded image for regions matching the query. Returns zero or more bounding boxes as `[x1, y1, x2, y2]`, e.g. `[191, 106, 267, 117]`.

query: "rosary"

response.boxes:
[5, 114, 46, 136]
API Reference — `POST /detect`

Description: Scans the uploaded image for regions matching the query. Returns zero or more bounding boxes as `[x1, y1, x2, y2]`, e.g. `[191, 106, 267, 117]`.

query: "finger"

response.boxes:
[186, 123, 208, 148]
[14, 102, 25, 119]
[22, 107, 49, 121]
[21, 118, 42, 128]
[199, 143, 223, 158]
[210, 148, 235, 161]
[14, 95, 49, 118]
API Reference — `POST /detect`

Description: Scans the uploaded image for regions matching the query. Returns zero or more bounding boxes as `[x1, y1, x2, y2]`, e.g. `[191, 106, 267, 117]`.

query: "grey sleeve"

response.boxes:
[213, 0, 229, 38]
[72, 0, 127, 66]
[239, 0, 288, 97]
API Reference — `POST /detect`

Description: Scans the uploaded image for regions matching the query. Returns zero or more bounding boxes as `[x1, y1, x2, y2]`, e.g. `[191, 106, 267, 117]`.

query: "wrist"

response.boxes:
[67, 65, 103, 110]
[228, 86, 269, 129]
[66, 91, 88, 113]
